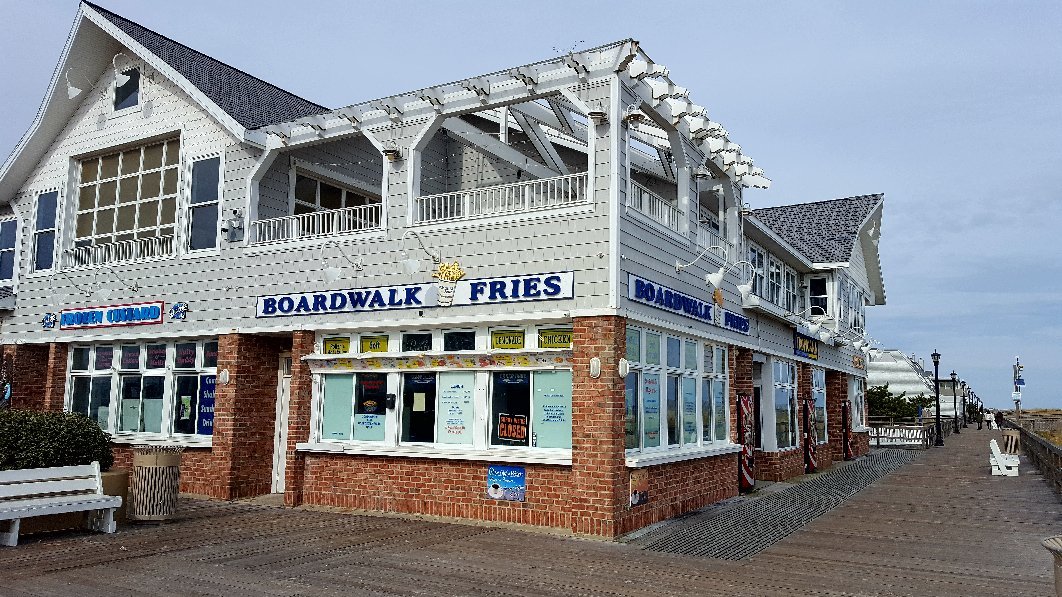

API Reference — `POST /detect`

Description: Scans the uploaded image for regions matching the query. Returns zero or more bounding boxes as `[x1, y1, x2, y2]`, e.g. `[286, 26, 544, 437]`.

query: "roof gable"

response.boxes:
[85, 2, 329, 130]
[751, 194, 883, 264]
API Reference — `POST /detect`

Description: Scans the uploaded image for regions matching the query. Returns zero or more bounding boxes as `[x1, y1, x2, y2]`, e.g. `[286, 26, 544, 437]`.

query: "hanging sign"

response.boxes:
[627, 274, 712, 323]
[58, 301, 165, 330]
[794, 331, 820, 361]
[852, 355, 866, 370]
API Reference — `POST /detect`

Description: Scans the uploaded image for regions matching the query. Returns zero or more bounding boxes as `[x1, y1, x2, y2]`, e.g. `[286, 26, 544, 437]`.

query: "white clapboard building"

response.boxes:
[0, 2, 887, 537]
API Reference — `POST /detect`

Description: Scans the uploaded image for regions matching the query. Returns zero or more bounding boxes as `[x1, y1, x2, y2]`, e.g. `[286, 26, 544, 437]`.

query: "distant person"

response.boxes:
[994, 411, 1005, 429]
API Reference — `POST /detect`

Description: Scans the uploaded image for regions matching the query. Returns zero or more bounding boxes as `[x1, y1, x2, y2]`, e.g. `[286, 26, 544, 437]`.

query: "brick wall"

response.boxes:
[301, 455, 573, 527]
[569, 315, 627, 537]
[112, 446, 215, 495]
[617, 454, 738, 535]
[212, 333, 287, 499]
[826, 370, 848, 462]
[2, 342, 67, 411]
[284, 330, 315, 506]
[755, 448, 805, 481]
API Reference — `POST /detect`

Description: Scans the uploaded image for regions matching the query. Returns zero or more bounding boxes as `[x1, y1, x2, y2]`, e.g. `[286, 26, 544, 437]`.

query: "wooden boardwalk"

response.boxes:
[0, 429, 1057, 596]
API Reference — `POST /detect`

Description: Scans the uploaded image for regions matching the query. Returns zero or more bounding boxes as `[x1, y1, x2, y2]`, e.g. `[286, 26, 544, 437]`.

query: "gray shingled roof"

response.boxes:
[86, 2, 330, 130]
[751, 194, 882, 264]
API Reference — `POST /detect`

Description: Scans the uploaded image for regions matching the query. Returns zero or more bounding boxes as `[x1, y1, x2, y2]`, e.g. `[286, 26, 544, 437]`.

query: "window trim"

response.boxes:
[624, 326, 732, 456]
[184, 152, 224, 254]
[65, 339, 217, 444]
[0, 216, 21, 292]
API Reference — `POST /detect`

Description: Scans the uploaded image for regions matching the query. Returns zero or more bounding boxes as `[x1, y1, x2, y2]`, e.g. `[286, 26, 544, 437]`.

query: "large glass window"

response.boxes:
[75, 139, 179, 262]
[850, 376, 866, 430]
[811, 368, 827, 443]
[33, 191, 58, 271]
[67, 340, 216, 438]
[188, 156, 220, 251]
[773, 359, 798, 449]
[625, 327, 729, 453]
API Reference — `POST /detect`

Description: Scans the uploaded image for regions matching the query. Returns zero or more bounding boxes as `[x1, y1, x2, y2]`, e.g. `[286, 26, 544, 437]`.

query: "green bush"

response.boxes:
[0, 409, 114, 471]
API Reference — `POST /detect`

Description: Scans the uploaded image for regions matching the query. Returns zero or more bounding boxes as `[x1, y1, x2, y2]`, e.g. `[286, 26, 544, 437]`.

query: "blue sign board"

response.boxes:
[723, 310, 751, 335]
[197, 374, 216, 435]
[486, 465, 526, 502]
[59, 301, 165, 330]
[627, 274, 712, 323]
[1015, 378, 1025, 387]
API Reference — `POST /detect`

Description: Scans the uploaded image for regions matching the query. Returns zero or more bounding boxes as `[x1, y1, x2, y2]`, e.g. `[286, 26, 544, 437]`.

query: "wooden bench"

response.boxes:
[0, 461, 122, 546]
[989, 439, 1019, 477]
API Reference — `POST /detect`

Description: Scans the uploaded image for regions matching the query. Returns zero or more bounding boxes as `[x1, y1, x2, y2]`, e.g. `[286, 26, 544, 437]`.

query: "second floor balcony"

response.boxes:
[249, 203, 383, 246]
[414, 172, 589, 224]
[65, 234, 176, 268]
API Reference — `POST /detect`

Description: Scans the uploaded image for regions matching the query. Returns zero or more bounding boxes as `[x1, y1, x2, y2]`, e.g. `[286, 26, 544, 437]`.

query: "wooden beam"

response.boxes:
[511, 112, 569, 175]
[441, 118, 559, 180]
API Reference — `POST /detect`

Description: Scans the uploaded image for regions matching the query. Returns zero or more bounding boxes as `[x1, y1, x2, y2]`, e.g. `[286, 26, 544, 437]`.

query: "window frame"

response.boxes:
[65, 339, 218, 442]
[310, 326, 574, 458]
[0, 217, 20, 290]
[31, 189, 60, 272]
[807, 275, 830, 317]
[72, 138, 182, 265]
[185, 152, 224, 253]
[624, 326, 731, 456]
[113, 68, 141, 112]
[772, 358, 799, 450]
[811, 367, 828, 444]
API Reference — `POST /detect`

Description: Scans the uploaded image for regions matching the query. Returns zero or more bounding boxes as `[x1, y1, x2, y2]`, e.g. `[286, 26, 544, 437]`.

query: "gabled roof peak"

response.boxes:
[83, 1, 330, 130]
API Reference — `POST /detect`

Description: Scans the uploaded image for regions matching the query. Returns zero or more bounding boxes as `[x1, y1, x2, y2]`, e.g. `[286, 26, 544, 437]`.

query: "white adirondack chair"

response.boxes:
[989, 439, 1019, 476]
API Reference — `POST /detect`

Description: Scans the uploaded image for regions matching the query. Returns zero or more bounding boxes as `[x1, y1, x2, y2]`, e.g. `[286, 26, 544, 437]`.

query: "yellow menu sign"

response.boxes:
[323, 337, 352, 368]
[360, 335, 389, 353]
[538, 329, 573, 349]
[491, 330, 525, 350]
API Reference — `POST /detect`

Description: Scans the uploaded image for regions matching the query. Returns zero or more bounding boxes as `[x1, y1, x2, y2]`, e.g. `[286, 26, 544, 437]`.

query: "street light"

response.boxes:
[932, 350, 944, 446]
[950, 370, 960, 435]
[960, 380, 968, 428]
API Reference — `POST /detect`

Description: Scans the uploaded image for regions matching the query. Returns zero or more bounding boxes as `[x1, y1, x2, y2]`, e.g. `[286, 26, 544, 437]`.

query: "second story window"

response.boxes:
[293, 173, 375, 215]
[0, 219, 16, 285]
[114, 69, 140, 111]
[188, 157, 220, 251]
[808, 276, 828, 316]
[32, 191, 58, 271]
[74, 139, 179, 265]
[747, 244, 766, 297]
[784, 267, 798, 313]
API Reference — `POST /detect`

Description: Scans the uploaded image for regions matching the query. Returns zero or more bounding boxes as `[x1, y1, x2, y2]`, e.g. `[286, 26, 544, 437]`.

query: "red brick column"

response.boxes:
[212, 333, 285, 499]
[729, 346, 753, 444]
[826, 370, 848, 462]
[569, 315, 626, 538]
[1, 342, 67, 411]
[284, 330, 315, 507]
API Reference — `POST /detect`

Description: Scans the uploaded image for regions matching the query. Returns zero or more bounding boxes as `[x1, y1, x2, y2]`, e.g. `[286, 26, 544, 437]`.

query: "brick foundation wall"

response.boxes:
[755, 448, 805, 481]
[2, 342, 67, 411]
[851, 431, 870, 458]
[112, 446, 215, 495]
[617, 454, 738, 535]
[301, 455, 573, 527]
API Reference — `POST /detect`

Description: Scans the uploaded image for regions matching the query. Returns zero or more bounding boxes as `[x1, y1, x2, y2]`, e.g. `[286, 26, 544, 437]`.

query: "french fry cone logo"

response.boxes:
[432, 261, 466, 307]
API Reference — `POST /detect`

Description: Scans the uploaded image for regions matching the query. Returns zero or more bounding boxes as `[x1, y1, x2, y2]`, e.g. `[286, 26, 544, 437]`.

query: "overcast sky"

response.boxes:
[1, 1, 1059, 409]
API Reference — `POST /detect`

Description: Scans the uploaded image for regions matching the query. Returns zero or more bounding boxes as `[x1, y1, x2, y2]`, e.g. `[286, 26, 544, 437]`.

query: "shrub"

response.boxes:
[0, 409, 114, 471]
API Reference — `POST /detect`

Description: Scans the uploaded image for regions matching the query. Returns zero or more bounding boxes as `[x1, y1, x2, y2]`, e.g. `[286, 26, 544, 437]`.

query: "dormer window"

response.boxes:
[808, 276, 828, 316]
[114, 69, 140, 111]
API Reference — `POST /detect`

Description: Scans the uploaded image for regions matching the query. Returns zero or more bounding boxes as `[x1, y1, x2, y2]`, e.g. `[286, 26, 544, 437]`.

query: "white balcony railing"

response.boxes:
[250, 203, 382, 245]
[695, 223, 733, 263]
[415, 172, 588, 224]
[627, 181, 683, 232]
[65, 235, 175, 267]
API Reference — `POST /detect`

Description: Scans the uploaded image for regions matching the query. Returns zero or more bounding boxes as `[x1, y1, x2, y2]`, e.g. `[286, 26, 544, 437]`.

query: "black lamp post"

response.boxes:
[950, 370, 960, 434]
[932, 350, 944, 446]
[960, 380, 968, 427]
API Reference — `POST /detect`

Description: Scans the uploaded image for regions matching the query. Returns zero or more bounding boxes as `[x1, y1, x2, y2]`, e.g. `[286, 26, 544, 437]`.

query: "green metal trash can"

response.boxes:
[128, 445, 183, 522]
